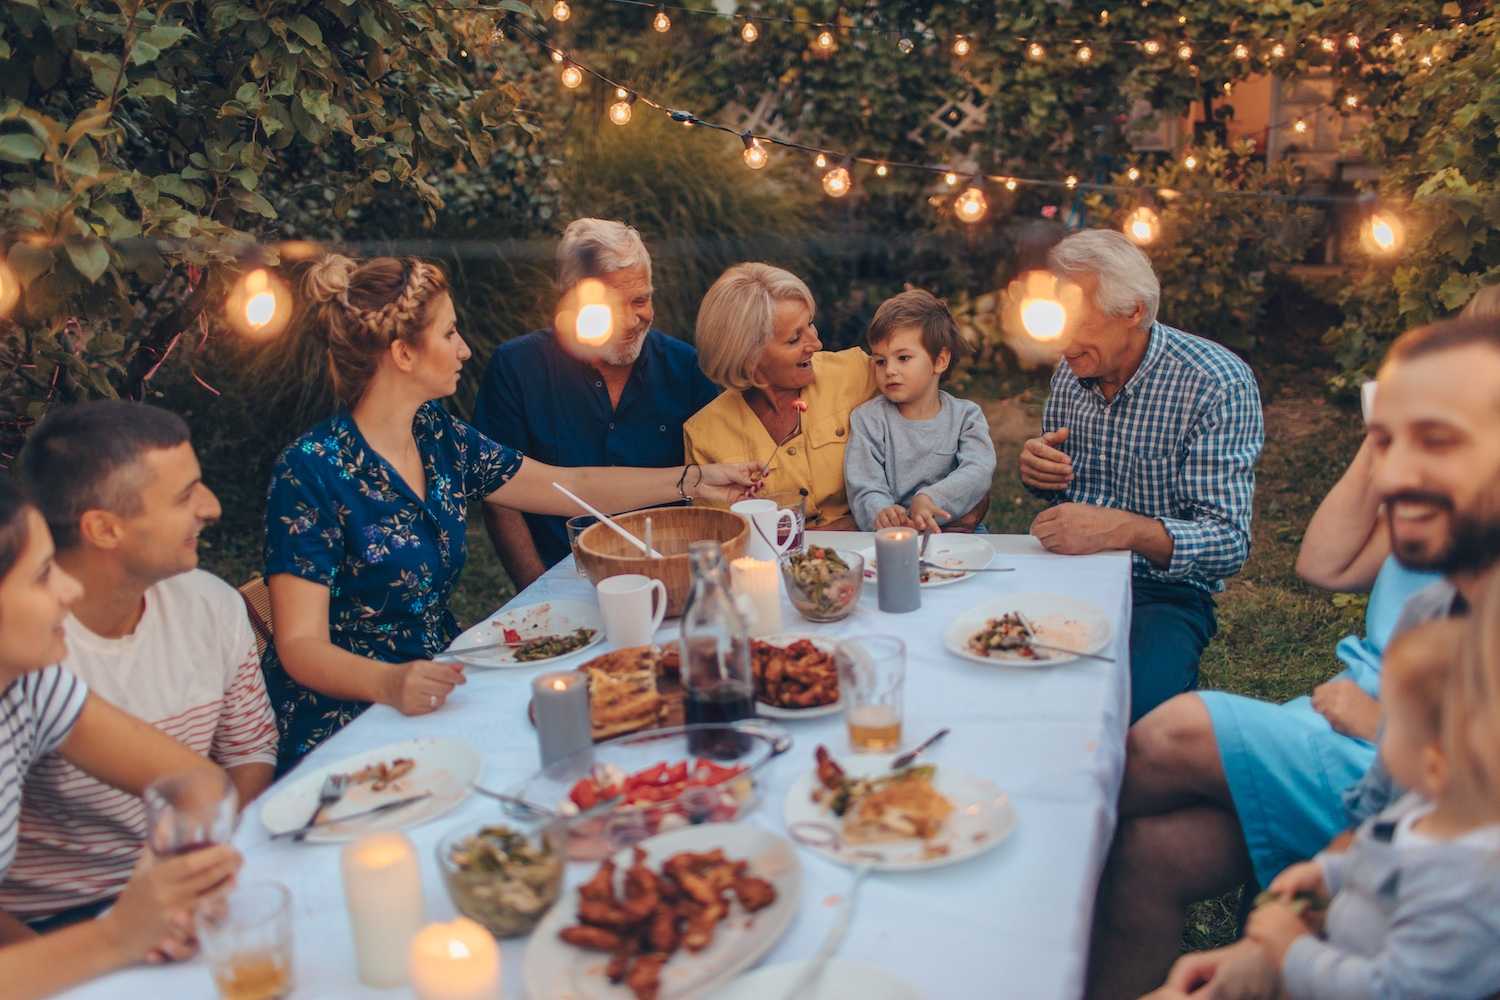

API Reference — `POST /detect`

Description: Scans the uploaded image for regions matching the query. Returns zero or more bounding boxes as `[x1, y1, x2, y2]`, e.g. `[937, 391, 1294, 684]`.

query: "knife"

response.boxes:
[271, 792, 432, 840]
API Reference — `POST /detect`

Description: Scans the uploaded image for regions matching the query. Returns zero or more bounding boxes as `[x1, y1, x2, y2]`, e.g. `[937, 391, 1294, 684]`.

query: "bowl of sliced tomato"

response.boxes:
[506, 722, 791, 861]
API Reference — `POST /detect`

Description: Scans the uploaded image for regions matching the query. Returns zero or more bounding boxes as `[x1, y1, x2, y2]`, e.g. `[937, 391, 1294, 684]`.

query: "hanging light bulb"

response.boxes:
[815, 28, 836, 51]
[608, 93, 636, 126]
[1004, 177, 1018, 191]
[1099, 9, 1110, 23]
[898, 37, 914, 54]
[1390, 31, 1404, 48]
[1077, 44, 1093, 63]
[1143, 39, 1162, 55]
[1126, 166, 1141, 182]
[1232, 43, 1250, 60]
[0, 259, 19, 319]
[652, 7, 671, 32]
[740, 20, 758, 43]
[1320, 36, 1337, 53]
[551, 0, 571, 21]
[1123, 205, 1160, 245]
[814, 152, 828, 169]
[1176, 14, 1188, 25]
[1065, 174, 1079, 189]
[952, 35, 972, 58]
[875, 162, 889, 177]
[1344, 34, 1359, 49]
[1182, 152, 1198, 170]
[1177, 43, 1193, 61]
[1290, 117, 1309, 134]
[955, 182, 989, 224]
[1009, 272, 1076, 342]
[551, 49, 564, 63]
[822, 160, 852, 198]
[741, 133, 768, 170]
[1362, 211, 1405, 256]
[1222, 81, 1233, 94]
[1270, 42, 1287, 59]
[1344, 94, 1360, 109]
[944, 171, 959, 187]
[1027, 41, 1046, 61]
[227, 267, 293, 340]
[560, 63, 583, 89]
[615, 87, 628, 99]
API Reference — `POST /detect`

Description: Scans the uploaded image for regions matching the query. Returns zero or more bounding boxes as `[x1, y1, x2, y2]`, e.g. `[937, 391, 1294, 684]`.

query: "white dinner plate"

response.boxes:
[782, 755, 1016, 872]
[753, 634, 843, 719]
[259, 737, 479, 843]
[444, 599, 604, 669]
[858, 533, 995, 587]
[943, 592, 1113, 667]
[705, 960, 921, 1000]
[524, 823, 802, 999]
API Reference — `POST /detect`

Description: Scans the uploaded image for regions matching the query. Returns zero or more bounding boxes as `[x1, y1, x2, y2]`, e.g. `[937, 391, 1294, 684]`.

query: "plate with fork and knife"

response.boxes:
[857, 531, 1006, 588]
[943, 593, 1115, 667]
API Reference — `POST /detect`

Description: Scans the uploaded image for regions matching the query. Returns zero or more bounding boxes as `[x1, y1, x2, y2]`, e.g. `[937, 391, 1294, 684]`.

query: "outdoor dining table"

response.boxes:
[62, 532, 1133, 1000]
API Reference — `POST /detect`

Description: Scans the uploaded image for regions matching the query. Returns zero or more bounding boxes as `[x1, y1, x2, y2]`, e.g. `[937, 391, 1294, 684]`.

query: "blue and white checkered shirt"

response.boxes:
[1035, 322, 1264, 593]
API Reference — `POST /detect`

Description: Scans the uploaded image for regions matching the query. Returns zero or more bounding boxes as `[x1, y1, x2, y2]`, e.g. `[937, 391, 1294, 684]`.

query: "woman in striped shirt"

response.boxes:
[0, 480, 241, 998]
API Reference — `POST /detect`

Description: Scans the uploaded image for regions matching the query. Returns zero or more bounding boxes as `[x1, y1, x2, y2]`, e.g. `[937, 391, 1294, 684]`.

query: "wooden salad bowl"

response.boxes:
[575, 506, 748, 617]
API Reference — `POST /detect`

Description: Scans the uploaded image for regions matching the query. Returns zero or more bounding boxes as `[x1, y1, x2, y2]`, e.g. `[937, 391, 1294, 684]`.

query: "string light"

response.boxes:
[1344, 34, 1360, 49]
[561, 278, 615, 346]
[1232, 43, 1250, 60]
[1270, 42, 1287, 59]
[1065, 174, 1078, 189]
[1143, 39, 1162, 55]
[1176, 14, 1188, 25]
[1004, 177, 1018, 192]
[815, 28, 836, 51]
[1009, 272, 1078, 342]
[740, 20, 758, 43]
[1344, 94, 1360, 109]
[1027, 42, 1046, 61]
[227, 267, 293, 340]
[955, 181, 989, 224]
[609, 92, 636, 125]
[1293, 117, 1309, 133]
[1183, 152, 1199, 170]
[1076, 44, 1093, 63]
[1177, 43, 1193, 61]
[560, 63, 583, 89]
[551, 0, 570, 22]
[875, 162, 889, 177]
[615, 87, 627, 99]
[1320, 37, 1337, 53]
[1126, 166, 1141, 182]
[1362, 210, 1405, 256]
[1100, 9, 1110, 23]
[1222, 81, 1233, 94]
[0, 259, 18, 319]
[741, 133, 768, 170]
[814, 152, 828, 169]
[551, 49, 564, 63]
[652, 6, 671, 32]
[944, 171, 959, 187]
[822, 159, 852, 198]
[1123, 205, 1161, 245]
[952, 35, 972, 57]
[1390, 32, 1404, 48]
[898, 37, 914, 54]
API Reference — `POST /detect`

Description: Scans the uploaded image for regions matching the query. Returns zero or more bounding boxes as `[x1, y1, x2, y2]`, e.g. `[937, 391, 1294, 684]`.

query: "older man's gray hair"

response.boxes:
[1047, 229, 1160, 330]
[556, 218, 652, 292]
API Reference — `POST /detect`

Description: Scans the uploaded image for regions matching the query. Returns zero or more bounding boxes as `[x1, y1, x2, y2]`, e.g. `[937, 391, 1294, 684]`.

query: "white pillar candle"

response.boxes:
[409, 917, 502, 1000]
[341, 832, 424, 987]
[730, 556, 782, 635]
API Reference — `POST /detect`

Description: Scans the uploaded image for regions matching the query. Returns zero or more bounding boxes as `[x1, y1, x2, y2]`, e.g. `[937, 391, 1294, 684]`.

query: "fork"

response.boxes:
[291, 774, 348, 843]
[920, 560, 1015, 575]
[779, 857, 876, 1000]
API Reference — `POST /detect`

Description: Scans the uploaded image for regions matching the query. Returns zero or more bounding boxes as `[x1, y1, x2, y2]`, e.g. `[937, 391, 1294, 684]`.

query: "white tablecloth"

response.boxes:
[63, 533, 1131, 1000]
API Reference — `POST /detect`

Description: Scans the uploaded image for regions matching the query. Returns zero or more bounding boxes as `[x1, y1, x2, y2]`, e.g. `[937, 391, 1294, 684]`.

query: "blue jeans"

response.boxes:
[1129, 577, 1218, 723]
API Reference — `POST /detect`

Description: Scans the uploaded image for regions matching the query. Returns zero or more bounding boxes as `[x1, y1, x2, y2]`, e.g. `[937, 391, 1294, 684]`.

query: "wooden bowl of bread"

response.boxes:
[574, 506, 748, 617]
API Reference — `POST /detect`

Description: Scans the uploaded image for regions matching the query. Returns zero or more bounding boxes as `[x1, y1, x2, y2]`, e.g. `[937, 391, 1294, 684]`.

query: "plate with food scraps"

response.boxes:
[782, 745, 1016, 872]
[259, 737, 480, 844]
[752, 634, 843, 720]
[705, 960, 921, 1000]
[523, 821, 802, 1000]
[444, 599, 604, 669]
[943, 593, 1112, 667]
[857, 533, 995, 587]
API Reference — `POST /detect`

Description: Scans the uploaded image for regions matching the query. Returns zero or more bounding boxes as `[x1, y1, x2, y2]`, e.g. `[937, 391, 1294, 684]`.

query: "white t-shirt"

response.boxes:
[0, 667, 88, 880]
[1394, 797, 1500, 851]
[0, 570, 277, 918]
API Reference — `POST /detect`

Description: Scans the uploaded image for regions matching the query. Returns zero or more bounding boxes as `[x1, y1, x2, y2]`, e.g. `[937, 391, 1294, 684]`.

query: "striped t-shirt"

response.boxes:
[1, 667, 88, 880]
[0, 570, 278, 918]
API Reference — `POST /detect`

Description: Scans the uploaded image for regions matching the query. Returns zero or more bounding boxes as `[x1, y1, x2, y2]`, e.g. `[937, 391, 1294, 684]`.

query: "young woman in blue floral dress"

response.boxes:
[263, 255, 758, 771]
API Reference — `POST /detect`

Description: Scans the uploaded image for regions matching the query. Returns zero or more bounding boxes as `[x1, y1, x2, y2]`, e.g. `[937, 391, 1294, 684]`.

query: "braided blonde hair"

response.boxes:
[302, 254, 451, 406]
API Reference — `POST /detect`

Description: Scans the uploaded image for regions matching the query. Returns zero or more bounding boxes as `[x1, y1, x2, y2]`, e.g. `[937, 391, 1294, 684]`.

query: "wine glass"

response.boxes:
[144, 768, 239, 857]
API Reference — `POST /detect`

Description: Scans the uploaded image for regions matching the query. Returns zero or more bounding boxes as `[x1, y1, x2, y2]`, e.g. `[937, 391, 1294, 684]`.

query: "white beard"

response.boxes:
[602, 328, 648, 367]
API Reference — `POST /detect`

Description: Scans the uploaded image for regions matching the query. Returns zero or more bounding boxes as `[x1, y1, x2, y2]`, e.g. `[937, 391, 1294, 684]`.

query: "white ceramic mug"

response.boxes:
[596, 574, 668, 647]
[732, 499, 796, 561]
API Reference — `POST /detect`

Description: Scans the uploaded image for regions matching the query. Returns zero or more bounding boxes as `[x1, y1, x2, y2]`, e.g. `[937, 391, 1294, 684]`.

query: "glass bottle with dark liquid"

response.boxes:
[679, 541, 756, 757]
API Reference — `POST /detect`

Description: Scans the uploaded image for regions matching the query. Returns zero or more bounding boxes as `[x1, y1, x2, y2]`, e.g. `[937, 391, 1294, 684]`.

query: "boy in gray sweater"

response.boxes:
[844, 290, 996, 533]
[1244, 617, 1500, 1000]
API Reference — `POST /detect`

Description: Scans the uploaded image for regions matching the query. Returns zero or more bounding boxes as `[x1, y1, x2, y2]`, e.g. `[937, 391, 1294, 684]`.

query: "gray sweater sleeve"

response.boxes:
[917, 400, 996, 519]
[844, 401, 898, 532]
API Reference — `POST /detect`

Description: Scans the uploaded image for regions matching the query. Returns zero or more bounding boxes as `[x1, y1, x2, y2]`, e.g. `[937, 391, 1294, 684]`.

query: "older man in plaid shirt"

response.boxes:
[1020, 230, 1264, 723]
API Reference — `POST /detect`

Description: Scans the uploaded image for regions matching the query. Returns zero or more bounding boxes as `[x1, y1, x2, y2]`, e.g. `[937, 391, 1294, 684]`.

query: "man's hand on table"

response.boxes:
[1030, 502, 1132, 555]
[1310, 679, 1381, 741]
[1019, 428, 1073, 492]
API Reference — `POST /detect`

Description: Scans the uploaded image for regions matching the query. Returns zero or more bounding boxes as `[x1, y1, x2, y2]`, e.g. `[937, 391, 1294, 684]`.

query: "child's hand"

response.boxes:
[1268, 860, 1327, 901]
[1245, 899, 1311, 968]
[909, 494, 951, 534]
[875, 506, 912, 530]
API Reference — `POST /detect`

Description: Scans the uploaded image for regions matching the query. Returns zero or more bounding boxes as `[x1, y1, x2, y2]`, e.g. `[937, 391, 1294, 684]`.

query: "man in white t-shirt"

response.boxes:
[0, 401, 278, 927]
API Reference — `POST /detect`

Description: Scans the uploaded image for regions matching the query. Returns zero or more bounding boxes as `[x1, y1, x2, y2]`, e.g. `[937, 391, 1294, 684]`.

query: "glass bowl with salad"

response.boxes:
[503, 721, 790, 861]
[436, 819, 566, 938]
[780, 546, 864, 623]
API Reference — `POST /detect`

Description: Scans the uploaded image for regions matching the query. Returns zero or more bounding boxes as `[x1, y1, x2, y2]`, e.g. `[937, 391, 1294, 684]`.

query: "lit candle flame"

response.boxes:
[227, 267, 292, 340]
[1020, 297, 1067, 340]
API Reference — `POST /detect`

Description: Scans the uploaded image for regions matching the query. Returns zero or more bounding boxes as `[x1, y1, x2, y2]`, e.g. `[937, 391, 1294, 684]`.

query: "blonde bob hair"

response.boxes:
[695, 263, 816, 391]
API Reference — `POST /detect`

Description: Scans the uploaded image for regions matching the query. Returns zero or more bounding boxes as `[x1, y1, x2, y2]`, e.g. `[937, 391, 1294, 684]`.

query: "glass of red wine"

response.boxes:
[144, 768, 240, 857]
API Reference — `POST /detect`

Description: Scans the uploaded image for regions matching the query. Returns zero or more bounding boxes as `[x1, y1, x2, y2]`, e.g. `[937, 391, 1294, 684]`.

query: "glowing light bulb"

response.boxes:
[898, 37, 914, 54]
[577, 303, 612, 344]
[1293, 118, 1309, 134]
[1143, 39, 1162, 55]
[1126, 166, 1141, 182]
[1099, 9, 1110, 23]
[1270, 42, 1287, 59]
[609, 98, 633, 125]
[1027, 42, 1046, 61]
[1344, 94, 1359, 109]
[560, 64, 583, 89]
[1177, 43, 1193, 61]
[952, 35, 972, 58]
[742, 137, 768, 170]
[1021, 297, 1067, 340]
[561, 278, 616, 346]
[1065, 174, 1079, 190]
[1364, 212, 1404, 255]
[652, 9, 671, 32]
[1345, 34, 1359, 49]
[551, 49, 564, 63]
[814, 152, 828, 169]
[875, 163, 889, 177]
[227, 267, 292, 340]
[1390, 32, 1404, 48]
[1222, 81, 1233, 94]
[944, 171, 959, 187]
[1176, 14, 1187, 25]
[551, 0, 571, 21]
[1320, 36, 1336, 53]
[1183, 153, 1198, 170]
[1004, 177, 1018, 191]
[1123, 205, 1160, 245]
[815, 29, 835, 51]
[1233, 43, 1250, 60]
[955, 185, 988, 223]
[1077, 45, 1093, 63]
[822, 165, 851, 198]
[741, 20, 758, 43]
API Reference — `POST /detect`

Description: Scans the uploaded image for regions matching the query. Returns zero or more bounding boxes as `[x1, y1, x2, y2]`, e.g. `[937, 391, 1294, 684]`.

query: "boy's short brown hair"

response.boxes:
[866, 289, 966, 367]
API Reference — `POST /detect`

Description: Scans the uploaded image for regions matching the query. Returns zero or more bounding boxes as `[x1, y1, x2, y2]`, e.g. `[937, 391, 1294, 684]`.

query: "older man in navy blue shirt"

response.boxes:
[474, 219, 720, 588]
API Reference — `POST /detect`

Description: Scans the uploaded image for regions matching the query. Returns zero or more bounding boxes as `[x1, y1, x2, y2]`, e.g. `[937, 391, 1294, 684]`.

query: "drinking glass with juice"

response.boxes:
[836, 636, 906, 752]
